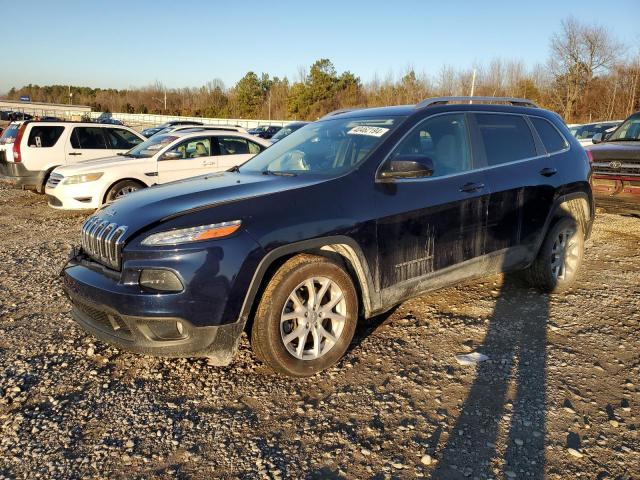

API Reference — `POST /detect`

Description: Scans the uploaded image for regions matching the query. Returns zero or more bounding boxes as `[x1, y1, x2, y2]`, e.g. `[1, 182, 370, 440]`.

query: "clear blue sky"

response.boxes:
[2, 0, 638, 93]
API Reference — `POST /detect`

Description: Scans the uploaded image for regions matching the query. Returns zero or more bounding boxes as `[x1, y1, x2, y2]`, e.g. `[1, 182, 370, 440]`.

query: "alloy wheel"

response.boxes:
[280, 276, 347, 360]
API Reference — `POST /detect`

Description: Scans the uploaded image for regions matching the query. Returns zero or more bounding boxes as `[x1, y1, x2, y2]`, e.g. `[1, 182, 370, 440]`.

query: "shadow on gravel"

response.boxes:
[347, 305, 400, 355]
[433, 276, 549, 480]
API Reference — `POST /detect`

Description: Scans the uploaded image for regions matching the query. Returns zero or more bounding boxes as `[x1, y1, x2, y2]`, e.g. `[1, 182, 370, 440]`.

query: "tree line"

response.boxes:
[4, 18, 639, 123]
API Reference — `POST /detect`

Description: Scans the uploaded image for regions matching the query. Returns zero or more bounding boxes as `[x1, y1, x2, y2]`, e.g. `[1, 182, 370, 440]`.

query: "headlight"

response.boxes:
[141, 220, 242, 246]
[62, 172, 104, 185]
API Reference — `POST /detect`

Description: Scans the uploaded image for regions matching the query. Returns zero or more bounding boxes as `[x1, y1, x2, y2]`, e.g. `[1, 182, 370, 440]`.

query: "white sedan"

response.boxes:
[45, 129, 271, 210]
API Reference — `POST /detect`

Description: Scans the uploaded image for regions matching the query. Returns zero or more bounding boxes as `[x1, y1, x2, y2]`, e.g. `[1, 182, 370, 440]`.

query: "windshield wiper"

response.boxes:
[608, 138, 639, 142]
[228, 165, 241, 173]
[262, 169, 297, 177]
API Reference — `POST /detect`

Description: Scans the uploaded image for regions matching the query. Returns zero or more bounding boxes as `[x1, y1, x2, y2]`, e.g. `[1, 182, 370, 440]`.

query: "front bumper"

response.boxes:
[45, 182, 101, 210]
[0, 158, 43, 190]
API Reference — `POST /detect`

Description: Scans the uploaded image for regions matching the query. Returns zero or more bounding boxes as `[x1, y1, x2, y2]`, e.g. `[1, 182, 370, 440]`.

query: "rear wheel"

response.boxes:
[251, 254, 358, 377]
[523, 216, 584, 293]
[104, 179, 144, 203]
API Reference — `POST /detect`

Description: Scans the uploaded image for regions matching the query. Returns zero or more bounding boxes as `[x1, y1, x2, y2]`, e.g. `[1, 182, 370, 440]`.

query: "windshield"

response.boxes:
[124, 135, 177, 158]
[271, 125, 301, 141]
[238, 116, 405, 176]
[608, 114, 640, 142]
[573, 123, 621, 140]
[0, 123, 21, 144]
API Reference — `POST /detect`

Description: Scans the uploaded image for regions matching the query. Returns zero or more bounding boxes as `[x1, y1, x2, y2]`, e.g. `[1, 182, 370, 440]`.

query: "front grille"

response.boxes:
[46, 172, 63, 188]
[593, 161, 640, 176]
[80, 216, 128, 270]
[73, 300, 132, 339]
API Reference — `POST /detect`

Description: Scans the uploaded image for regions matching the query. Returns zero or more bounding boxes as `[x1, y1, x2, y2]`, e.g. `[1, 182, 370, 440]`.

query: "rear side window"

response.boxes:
[104, 128, 142, 149]
[475, 113, 536, 166]
[27, 126, 65, 148]
[71, 127, 108, 149]
[529, 117, 568, 154]
[218, 136, 261, 155]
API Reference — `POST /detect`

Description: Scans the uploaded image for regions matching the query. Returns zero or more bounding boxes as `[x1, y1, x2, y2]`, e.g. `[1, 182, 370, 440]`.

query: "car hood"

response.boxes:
[93, 172, 326, 239]
[585, 141, 640, 161]
[55, 156, 153, 175]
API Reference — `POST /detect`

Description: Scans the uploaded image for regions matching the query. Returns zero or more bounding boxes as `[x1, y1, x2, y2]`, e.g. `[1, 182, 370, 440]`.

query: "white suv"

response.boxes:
[0, 121, 145, 192]
[45, 130, 271, 209]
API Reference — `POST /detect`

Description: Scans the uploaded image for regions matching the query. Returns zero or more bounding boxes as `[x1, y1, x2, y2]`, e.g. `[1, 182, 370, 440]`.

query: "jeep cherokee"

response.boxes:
[61, 96, 594, 377]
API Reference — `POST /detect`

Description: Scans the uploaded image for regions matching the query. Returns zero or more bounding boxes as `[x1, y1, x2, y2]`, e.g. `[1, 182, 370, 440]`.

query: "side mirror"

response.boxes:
[160, 151, 183, 160]
[592, 133, 603, 144]
[379, 155, 434, 180]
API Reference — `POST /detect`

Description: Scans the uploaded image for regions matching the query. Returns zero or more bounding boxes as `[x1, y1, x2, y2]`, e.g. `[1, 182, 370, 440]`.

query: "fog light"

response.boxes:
[139, 269, 183, 292]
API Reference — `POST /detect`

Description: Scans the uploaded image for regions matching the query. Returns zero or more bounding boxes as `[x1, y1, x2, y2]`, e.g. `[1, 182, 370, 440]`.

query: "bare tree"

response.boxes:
[549, 17, 622, 121]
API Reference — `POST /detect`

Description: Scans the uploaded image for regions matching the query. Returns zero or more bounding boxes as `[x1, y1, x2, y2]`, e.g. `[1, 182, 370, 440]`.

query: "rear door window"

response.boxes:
[71, 127, 108, 149]
[475, 114, 537, 166]
[27, 126, 65, 148]
[104, 128, 143, 149]
[218, 136, 252, 155]
[529, 117, 568, 154]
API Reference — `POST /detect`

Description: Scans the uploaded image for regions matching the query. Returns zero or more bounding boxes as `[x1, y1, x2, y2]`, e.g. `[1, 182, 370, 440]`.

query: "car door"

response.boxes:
[473, 113, 563, 269]
[102, 127, 144, 157]
[215, 136, 264, 169]
[66, 126, 111, 163]
[157, 136, 216, 183]
[375, 112, 490, 303]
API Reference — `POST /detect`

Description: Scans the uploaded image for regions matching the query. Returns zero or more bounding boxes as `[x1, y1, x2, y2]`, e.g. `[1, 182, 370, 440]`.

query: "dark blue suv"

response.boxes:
[62, 97, 594, 377]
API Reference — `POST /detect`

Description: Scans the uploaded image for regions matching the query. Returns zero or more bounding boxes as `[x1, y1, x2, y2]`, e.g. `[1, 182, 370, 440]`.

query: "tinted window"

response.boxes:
[104, 128, 142, 149]
[167, 137, 211, 159]
[27, 126, 65, 148]
[476, 114, 536, 166]
[609, 113, 640, 141]
[530, 117, 568, 154]
[218, 136, 261, 155]
[71, 127, 107, 149]
[391, 113, 472, 177]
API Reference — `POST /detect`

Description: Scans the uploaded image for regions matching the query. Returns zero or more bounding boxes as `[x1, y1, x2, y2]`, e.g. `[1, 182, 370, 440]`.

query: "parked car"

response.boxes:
[149, 124, 248, 137]
[96, 118, 124, 126]
[570, 121, 622, 147]
[46, 130, 270, 209]
[248, 125, 282, 139]
[0, 121, 145, 192]
[61, 96, 593, 377]
[586, 111, 640, 214]
[141, 121, 203, 138]
[269, 122, 309, 143]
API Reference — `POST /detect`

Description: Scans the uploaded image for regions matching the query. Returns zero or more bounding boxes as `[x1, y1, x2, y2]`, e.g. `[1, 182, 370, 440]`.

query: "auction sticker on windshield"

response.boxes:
[347, 126, 389, 137]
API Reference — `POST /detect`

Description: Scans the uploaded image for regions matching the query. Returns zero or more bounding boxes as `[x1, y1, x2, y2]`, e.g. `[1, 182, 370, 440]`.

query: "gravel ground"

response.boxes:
[0, 182, 638, 480]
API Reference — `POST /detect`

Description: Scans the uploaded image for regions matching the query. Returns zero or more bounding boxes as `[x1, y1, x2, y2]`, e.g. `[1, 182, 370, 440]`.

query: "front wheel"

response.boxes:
[251, 254, 358, 377]
[523, 216, 584, 293]
[104, 179, 144, 203]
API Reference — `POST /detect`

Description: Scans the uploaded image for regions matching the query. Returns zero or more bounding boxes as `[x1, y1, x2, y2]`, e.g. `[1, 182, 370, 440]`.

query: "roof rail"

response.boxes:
[320, 108, 355, 119]
[416, 96, 538, 109]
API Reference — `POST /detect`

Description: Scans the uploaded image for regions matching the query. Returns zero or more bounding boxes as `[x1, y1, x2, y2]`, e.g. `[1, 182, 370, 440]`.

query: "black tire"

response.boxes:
[523, 216, 584, 293]
[251, 254, 358, 377]
[104, 179, 144, 203]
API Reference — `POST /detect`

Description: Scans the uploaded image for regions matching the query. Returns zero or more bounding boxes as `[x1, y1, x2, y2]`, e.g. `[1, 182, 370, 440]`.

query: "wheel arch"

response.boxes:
[239, 236, 377, 334]
[534, 189, 593, 258]
[102, 177, 149, 204]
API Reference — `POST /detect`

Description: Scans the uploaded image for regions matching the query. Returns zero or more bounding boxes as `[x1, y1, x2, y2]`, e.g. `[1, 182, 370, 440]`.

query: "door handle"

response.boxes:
[539, 167, 557, 177]
[459, 182, 485, 193]
[69, 152, 82, 156]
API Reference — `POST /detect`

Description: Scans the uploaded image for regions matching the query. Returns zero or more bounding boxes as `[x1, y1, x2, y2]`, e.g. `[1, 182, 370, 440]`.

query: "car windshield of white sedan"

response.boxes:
[124, 135, 178, 158]
[239, 116, 405, 176]
[608, 114, 640, 142]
